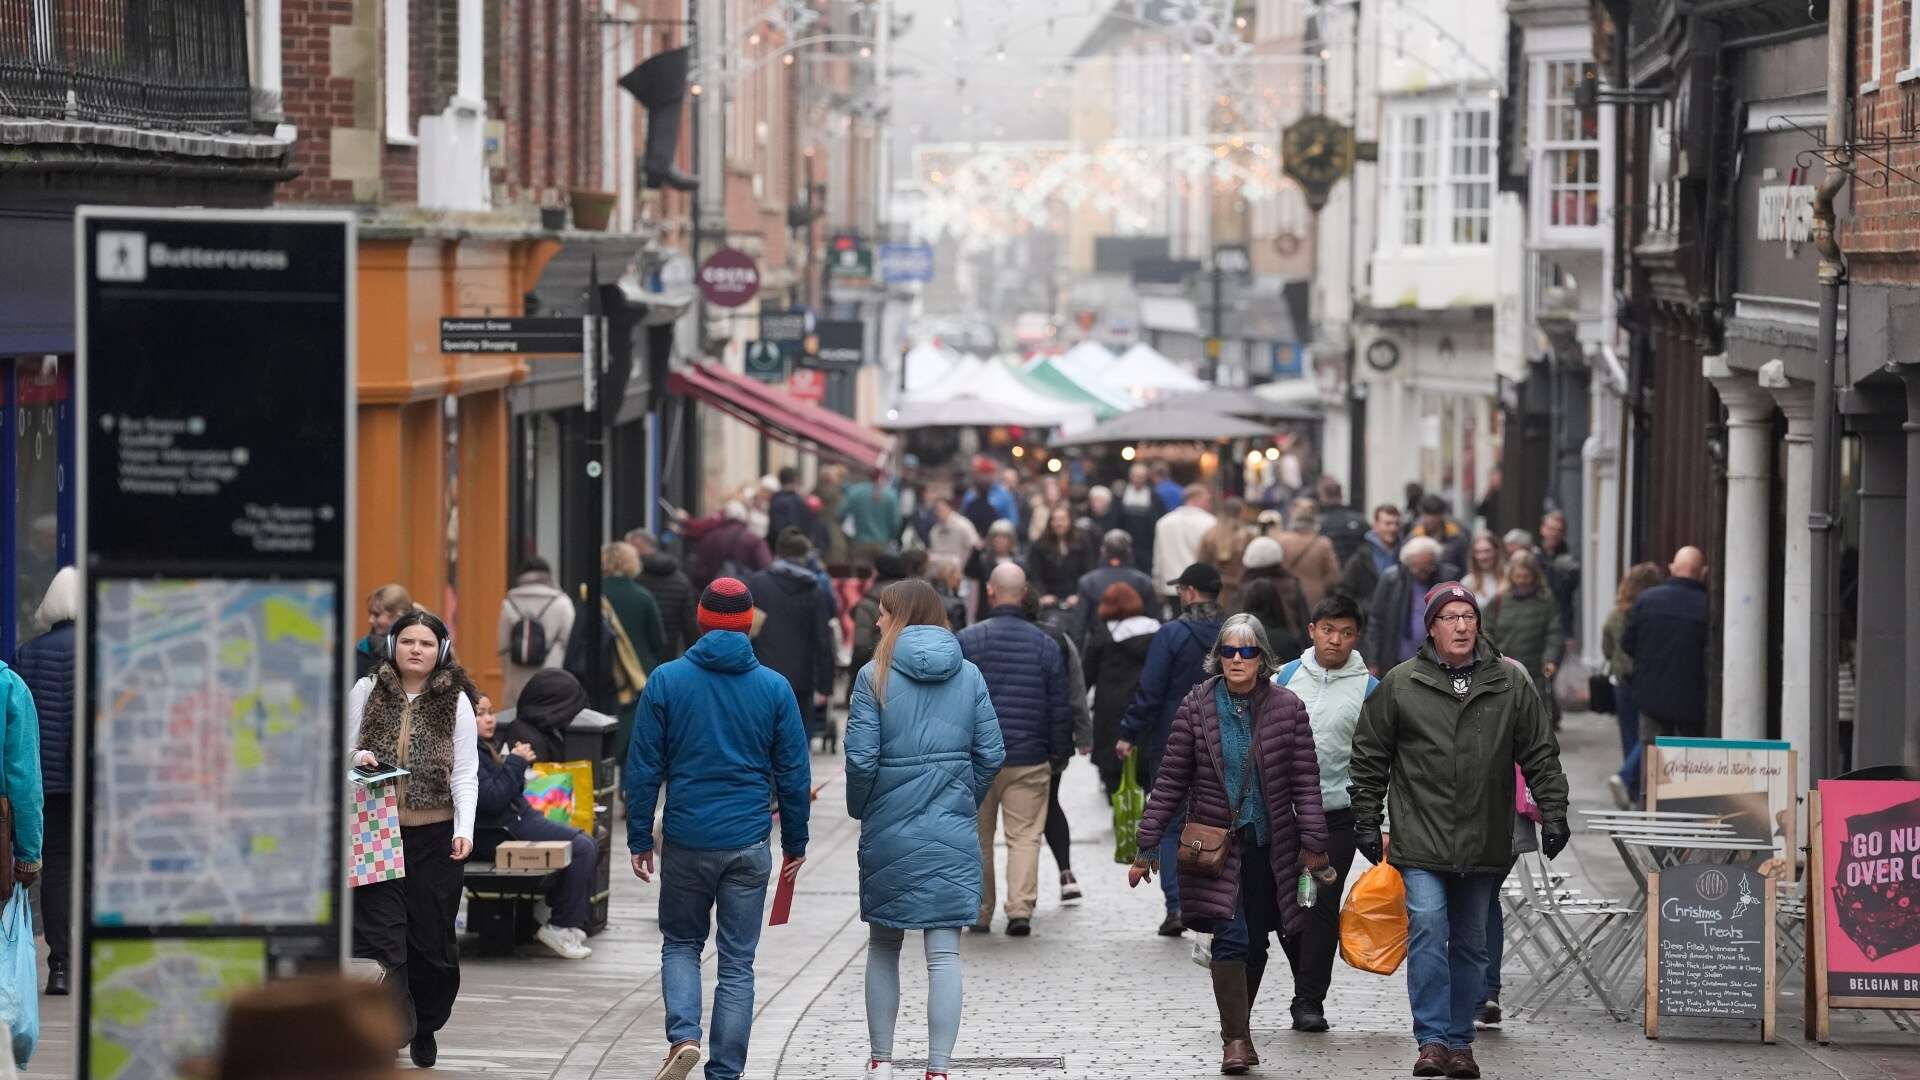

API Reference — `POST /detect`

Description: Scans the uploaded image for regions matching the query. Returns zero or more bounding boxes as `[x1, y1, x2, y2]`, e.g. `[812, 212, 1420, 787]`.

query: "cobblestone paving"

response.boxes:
[24, 719, 1920, 1080]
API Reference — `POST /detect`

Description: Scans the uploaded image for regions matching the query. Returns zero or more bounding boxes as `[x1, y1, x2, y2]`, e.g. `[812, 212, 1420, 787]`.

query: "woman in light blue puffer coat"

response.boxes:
[846, 579, 1005, 1080]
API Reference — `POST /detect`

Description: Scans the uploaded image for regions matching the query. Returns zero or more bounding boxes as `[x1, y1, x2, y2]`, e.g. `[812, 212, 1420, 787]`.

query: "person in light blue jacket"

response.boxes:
[846, 579, 1005, 1080]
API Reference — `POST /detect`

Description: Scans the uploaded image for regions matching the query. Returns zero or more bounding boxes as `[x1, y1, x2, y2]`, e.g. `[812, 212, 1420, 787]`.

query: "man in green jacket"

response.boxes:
[1349, 582, 1569, 1080]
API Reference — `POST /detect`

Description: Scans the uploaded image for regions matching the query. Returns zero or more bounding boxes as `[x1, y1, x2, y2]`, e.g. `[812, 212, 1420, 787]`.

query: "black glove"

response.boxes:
[1542, 819, 1571, 861]
[1356, 822, 1384, 866]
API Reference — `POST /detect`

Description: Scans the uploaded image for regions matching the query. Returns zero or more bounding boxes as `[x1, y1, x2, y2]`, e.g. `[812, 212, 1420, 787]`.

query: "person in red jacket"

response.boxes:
[1128, 613, 1328, 1075]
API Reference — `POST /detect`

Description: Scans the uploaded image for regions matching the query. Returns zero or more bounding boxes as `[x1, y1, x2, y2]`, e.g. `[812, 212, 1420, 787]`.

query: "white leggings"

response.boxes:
[865, 926, 963, 1072]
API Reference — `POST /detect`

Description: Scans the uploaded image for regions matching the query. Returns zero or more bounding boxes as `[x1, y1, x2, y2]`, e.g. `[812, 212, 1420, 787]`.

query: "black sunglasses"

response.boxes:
[1216, 644, 1262, 660]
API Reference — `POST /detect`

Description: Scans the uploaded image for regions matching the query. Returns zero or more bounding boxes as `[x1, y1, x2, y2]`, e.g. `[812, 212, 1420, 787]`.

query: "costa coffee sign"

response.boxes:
[698, 247, 760, 308]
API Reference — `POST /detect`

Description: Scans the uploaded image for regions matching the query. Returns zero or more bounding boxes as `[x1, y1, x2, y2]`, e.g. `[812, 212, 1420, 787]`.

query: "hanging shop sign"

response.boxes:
[877, 242, 936, 284]
[697, 247, 760, 308]
[811, 319, 866, 371]
[76, 207, 356, 1075]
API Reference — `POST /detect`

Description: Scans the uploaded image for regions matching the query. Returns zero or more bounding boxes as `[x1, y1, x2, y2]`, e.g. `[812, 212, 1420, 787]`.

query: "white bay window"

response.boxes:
[1383, 100, 1495, 249]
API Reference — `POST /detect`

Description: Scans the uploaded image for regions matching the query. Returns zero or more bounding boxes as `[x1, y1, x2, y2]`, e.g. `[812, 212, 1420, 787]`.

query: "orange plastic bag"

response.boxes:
[1338, 861, 1409, 975]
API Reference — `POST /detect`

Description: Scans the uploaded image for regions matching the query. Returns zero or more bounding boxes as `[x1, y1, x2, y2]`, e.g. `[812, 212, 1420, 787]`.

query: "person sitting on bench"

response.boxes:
[474, 687, 597, 961]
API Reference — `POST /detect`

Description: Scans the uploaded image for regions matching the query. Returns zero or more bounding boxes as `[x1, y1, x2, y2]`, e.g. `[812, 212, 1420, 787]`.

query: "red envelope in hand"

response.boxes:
[769, 856, 799, 926]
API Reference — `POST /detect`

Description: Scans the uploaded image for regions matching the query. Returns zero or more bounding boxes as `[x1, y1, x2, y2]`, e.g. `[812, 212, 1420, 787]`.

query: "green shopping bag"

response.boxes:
[1111, 753, 1146, 864]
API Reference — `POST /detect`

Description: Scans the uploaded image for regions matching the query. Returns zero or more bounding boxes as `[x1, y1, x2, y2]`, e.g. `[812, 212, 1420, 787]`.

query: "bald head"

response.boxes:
[1670, 545, 1707, 581]
[987, 563, 1029, 607]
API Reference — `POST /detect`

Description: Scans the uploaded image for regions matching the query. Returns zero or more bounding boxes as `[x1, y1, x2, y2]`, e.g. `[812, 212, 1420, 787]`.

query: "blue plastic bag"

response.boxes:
[0, 886, 37, 1065]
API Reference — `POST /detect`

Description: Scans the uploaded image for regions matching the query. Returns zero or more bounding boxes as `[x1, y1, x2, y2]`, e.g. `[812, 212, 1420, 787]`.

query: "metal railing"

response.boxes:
[0, 0, 254, 131]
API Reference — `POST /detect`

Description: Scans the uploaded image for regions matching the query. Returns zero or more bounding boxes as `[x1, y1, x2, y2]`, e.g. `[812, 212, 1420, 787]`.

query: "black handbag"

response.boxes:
[1587, 672, 1616, 714]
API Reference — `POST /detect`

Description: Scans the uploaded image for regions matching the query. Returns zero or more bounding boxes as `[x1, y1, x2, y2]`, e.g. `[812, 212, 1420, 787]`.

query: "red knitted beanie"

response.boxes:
[698, 577, 756, 633]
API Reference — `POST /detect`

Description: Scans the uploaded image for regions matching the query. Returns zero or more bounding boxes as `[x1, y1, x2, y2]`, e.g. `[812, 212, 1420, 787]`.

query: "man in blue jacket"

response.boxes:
[1115, 562, 1224, 936]
[957, 563, 1071, 937]
[625, 577, 812, 1080]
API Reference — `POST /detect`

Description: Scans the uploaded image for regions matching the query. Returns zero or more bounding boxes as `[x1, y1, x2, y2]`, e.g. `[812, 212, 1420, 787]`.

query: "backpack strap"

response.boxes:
[1276, 659, 1302, 687]
[533, 594, 560, 618]
[1364, 674, 1380, 697]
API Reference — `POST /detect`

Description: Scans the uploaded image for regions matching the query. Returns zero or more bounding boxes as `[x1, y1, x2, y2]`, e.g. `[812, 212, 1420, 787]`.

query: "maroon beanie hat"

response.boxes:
[697, 577, 756, 633]
[1423, 581, 1480, 630]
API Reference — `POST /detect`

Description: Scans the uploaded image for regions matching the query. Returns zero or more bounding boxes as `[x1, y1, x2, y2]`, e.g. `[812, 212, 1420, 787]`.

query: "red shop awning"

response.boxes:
[667, 362, 891, 470]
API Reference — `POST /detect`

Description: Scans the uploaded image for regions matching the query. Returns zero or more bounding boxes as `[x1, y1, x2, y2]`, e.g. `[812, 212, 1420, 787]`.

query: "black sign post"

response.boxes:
[812, 319, 865, 371]
[1646, 863, 1777, 1041]
[75, 208, 355, 1073]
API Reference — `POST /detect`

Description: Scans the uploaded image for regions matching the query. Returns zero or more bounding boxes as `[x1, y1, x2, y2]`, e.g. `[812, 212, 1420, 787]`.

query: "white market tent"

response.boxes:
[890, 355, 1097, 433]
[1053, 340, 1119, 378]
[1111, 341, 1206, 393]
[899, 340, 962, 393]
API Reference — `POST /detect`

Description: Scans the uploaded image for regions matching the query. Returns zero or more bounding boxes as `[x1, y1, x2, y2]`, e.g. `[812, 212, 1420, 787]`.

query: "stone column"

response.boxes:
[1901, 366, 1920, 768]
[1759, 361, 1813, 762]
[1705, 356, 1775, 740]
[1852, 422, 1907, 768]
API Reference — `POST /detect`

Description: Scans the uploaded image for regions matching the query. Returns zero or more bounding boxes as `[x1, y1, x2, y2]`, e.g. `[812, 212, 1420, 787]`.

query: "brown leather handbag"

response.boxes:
[1176, 728, 1259, 878]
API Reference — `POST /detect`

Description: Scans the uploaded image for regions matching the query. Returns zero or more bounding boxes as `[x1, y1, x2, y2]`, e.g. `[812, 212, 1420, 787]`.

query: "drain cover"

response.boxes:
[891, 1058, 1063, 1070]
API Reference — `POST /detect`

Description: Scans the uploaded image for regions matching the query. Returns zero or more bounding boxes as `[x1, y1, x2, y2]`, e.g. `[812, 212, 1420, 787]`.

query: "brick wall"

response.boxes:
[280, 0, 360, 203]
[1846, 0, 1920, 278]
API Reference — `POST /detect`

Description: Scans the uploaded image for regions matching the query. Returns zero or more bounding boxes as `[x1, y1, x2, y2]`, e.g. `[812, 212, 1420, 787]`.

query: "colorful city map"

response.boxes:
[90, 579, 338, 927]
[88, 938, 265, 1080]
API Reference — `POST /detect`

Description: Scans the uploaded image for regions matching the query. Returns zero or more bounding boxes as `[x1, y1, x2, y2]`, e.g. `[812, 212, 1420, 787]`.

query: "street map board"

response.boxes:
[88, 938, 266, 1080]
[77, 208, 354, 1079]
[89, 579, 337, 926]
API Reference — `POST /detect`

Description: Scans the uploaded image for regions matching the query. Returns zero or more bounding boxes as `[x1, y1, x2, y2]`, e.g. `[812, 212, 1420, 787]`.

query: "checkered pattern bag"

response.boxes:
[350, 779, 406, 887]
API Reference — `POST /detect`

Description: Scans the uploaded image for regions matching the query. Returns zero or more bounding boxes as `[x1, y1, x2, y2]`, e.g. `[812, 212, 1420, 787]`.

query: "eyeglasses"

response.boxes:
[1434, 612, 1479, 626]
[1216, 645, 1263, 660]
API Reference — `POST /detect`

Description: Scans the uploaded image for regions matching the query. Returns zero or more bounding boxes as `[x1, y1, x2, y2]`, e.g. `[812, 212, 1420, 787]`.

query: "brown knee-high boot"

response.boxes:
[1211, 961, 1254, 1075]
[1243, 961, 1264, 1065]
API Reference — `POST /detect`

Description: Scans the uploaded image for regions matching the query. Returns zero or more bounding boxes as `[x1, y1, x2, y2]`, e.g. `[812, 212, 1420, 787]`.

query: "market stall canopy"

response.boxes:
[899, 340, 962, 393]
[1049, 406, 1273, 448]
[1150, 387, 1320, 422]
[1111, 342, 1206, 393]
[1056, 340, 1119, 373]
[1022, 358, 1134, 419]
[896, 356, 1098, 432]
[669, 361, 890, 469]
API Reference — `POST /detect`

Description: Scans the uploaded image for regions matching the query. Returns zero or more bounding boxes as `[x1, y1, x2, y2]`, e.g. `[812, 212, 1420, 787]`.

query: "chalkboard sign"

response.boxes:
[1646, 863, 1776, 1041]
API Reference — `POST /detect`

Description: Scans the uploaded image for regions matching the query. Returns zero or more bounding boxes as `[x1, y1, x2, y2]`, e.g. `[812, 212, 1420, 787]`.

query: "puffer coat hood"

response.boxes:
[847, 625, 1006, 929]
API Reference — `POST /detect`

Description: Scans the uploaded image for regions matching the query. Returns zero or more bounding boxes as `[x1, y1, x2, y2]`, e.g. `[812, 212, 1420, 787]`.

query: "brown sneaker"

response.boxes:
[655, 1040, 701, 1080]
[1447, 1048, 1480, 1079]
[1413, 1043, 1451, 1077]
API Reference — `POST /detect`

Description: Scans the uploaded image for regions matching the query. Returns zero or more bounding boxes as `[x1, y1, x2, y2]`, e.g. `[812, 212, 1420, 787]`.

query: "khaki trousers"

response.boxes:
[976, 762, 1052, 921]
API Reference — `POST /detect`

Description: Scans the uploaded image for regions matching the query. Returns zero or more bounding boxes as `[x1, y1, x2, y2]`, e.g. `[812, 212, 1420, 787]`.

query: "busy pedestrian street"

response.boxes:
[21, 714, 1911, 1080]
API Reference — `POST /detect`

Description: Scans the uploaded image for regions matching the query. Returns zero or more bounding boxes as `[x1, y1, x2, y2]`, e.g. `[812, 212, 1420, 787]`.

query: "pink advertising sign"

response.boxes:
[1817, 779, 1920, 1006]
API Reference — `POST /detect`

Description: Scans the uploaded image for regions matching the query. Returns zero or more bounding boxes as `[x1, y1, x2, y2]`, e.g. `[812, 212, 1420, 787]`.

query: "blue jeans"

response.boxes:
[1402, 869, 1503, 1049]
[1614, 681, 1642, 803]
[1207, 838, 1279, 983]
[659, 841, 773, 1080]
[866, 927, 963, 1071]
[1158, 812, 1183, 915]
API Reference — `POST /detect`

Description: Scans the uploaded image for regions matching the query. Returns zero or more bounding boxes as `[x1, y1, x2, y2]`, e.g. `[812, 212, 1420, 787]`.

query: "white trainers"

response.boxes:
[536, 923, 591, 960]
[563, 926, 590, 949]
[863, 1060, 894, 1079]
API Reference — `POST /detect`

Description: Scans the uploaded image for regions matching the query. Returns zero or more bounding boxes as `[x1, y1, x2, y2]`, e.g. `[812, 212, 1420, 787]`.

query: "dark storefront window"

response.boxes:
[4, 355, 75, 657]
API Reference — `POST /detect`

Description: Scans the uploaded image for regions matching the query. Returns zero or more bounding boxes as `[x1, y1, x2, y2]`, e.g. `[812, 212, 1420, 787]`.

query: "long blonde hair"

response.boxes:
[869, 579, 951, 707]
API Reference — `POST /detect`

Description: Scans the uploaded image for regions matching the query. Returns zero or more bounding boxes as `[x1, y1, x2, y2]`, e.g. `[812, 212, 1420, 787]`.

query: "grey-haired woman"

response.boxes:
[1127, 614, 1329, 1074]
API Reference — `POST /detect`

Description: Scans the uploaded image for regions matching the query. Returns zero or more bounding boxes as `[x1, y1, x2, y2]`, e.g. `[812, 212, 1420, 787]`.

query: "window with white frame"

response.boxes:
[1383, 101, 1495, 248]
[1535, 58, 1601, 233]
[1909, 0, 1920, 74]
[384, 0, 411, 143]
[1647, 99, 1678, 235]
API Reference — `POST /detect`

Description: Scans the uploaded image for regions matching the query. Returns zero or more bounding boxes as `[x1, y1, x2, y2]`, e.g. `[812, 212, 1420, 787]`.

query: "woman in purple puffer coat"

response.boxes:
[1129, 613, 1329, 1076]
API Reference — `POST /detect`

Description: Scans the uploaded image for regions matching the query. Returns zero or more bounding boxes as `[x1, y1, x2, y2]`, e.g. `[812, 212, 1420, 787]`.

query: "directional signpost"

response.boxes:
[440, 317, 585, 355]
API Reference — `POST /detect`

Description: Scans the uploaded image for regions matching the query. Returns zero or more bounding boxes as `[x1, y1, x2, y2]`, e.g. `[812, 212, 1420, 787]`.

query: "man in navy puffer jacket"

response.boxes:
[14, 566, 73, 994]
[956, 563, 1070, 937]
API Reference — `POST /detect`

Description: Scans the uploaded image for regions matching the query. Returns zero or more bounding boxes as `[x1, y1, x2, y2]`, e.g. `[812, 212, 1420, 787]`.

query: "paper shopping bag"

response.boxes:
[528, 760, 597, 832]
[350, 778, 406, 887]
